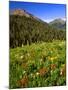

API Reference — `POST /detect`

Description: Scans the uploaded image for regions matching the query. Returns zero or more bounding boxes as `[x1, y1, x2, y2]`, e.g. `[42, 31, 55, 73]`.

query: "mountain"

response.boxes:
[49, 18, 66, 30]
[10, 9, 66, 48]
[10, 9, 44, 22]
[10, 9, 30, 17]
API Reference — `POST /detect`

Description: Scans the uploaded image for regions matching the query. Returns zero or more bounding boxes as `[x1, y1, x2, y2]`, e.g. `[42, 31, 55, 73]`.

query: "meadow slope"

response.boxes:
[10, 40, 66, 88]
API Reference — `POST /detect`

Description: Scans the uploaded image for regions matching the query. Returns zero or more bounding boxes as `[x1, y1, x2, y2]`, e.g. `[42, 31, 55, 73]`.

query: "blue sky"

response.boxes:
[9, 1, 66, 22]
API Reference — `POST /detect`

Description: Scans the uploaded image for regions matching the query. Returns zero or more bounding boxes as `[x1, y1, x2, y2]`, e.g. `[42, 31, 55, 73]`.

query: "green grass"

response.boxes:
[10, 40, 66, 89]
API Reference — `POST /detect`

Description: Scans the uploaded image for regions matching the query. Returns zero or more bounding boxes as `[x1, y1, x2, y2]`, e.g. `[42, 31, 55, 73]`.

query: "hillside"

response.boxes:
[10, 41, 66, 88]
[10, 9, 66, 48]
[49, 19, 66, 30]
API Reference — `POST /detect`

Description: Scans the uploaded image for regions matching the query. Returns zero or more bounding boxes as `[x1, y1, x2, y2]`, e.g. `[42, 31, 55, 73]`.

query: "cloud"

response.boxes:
[43, 17, 66, 23]
[43, 19, 55, 23]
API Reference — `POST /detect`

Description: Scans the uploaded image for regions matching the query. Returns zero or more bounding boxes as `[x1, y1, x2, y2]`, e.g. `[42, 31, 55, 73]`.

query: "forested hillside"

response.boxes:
[10, 10, 66, 48]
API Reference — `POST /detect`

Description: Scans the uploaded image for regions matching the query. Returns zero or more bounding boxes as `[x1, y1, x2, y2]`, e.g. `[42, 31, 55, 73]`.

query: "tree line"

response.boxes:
[10, 15, 66, 48]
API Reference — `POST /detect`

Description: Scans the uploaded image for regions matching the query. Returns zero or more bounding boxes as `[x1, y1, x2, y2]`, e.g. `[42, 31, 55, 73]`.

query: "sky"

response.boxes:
[9, 1, 66, 23]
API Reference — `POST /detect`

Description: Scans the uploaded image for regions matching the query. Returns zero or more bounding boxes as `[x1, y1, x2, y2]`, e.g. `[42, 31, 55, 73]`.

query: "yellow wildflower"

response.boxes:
[36, 72, 40, 76]
[50, 56, 57, 61]
[50, 57, 54, 61]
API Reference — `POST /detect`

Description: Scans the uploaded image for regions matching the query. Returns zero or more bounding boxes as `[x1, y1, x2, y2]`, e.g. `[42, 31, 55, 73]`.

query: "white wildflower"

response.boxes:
[30, 73, 33, 77]
[23, 71, 26, 74]
[40, 58, 43, 62]
[20, 55, 24, 59]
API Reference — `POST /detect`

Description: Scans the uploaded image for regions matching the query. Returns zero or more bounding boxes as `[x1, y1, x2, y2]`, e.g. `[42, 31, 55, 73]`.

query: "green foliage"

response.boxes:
[10, 41, 66, 88]
[10, 15, 66, 48]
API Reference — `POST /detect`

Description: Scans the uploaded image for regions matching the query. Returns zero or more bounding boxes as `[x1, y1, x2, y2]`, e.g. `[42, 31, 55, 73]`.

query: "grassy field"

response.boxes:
[10, 40, 66, 89]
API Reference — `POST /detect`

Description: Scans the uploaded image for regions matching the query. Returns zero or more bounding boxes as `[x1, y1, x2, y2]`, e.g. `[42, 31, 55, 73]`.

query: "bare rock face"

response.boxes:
[11, 9, 30, 17]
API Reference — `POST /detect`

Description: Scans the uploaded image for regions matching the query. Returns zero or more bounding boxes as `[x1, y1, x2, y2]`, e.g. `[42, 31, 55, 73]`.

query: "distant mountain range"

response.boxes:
[10, 9, 66, 48]
[10, 9, 66, 31]
[49, 19, 66, 30]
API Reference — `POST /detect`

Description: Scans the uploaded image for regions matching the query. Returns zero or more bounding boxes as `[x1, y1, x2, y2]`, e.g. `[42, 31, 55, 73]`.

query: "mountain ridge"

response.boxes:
[10, 9, 45, 23]
[49, 18, 66, 30]
[10, 9, 66, 48]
